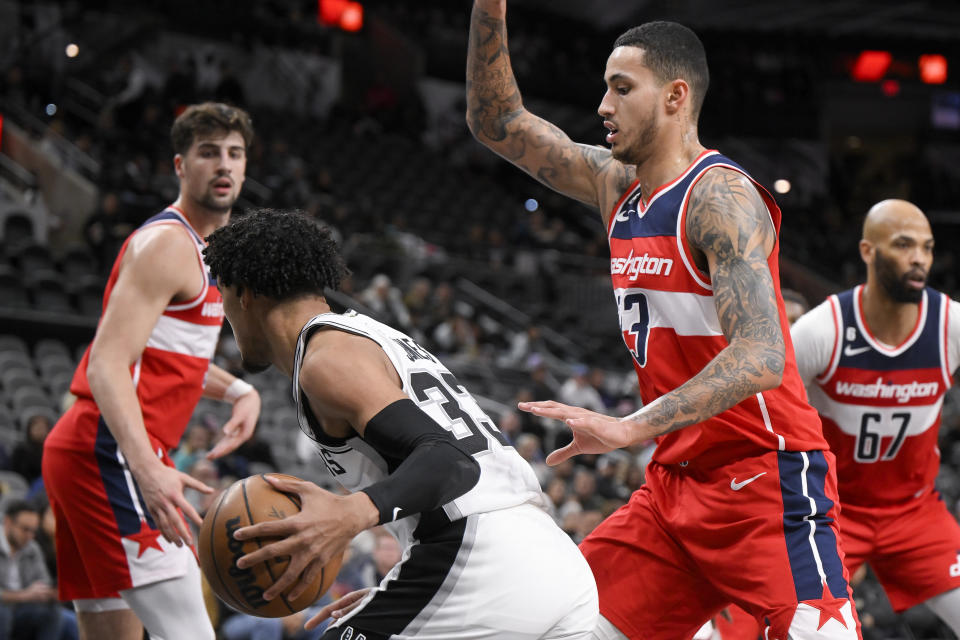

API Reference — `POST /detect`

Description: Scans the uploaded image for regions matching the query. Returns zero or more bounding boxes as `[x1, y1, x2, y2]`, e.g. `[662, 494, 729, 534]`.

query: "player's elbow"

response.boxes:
[431, 440, 481, 504]
[465, 104, 523, 147]
[465, 108, 491, 145]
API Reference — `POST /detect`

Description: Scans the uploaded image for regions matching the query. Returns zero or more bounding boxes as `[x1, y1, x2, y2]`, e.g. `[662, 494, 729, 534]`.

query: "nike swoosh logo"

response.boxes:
[392, 507, 402, 521]
[843, 345, 872, 357]
[730, 472, 767, 491]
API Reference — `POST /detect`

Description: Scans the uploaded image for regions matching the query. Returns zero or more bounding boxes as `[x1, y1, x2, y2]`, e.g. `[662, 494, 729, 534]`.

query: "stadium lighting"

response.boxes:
[773, 179, 791, 194]
[851, 51, 891, 82]
[919, 55, 947, 84]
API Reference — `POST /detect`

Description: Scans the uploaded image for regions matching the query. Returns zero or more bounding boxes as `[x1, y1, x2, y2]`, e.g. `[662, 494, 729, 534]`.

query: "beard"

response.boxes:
[612, 104, 659, 165]
[196, 190, 236, 214]
[875, 248, 925, 303]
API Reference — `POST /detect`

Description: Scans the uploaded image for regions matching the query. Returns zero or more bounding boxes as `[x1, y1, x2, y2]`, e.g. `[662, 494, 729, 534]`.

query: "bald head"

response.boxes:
[862, 199, 930, 243]
[860, 199, 934, 304]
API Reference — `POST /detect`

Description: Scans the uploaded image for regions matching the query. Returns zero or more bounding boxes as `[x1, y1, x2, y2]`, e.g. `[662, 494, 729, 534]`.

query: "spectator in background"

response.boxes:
[588, 368, 617, 410]
[402, 277, 432, 337]
[171, 423, 212, 473]
[219, 594, 335, 640]
[781, 288, 810, 326]
[526, 355, 556, 401]
[358, 274, 412, 330]
[558, 364, 606, 414]
[515, 433, 550, 486]
[11, 409, 56, 487]
[83, 191, 134, 272]
[0, 500, 61, 640]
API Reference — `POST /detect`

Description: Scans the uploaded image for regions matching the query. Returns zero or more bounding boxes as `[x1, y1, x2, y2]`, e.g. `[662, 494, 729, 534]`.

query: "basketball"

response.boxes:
[198, 473, 343, 618]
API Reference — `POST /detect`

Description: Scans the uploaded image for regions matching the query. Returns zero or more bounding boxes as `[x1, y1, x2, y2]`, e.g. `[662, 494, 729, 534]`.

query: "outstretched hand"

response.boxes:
[518, 400, 639, 465]
[233, 475, 378, 602]
[207, 389, 261, 460]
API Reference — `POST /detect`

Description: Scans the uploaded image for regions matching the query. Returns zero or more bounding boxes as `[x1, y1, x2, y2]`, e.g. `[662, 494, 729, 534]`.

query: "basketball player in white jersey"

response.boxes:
[43, 103, 261, 640]
[791, 200, 960, 634]
[203, 209, 599, 639]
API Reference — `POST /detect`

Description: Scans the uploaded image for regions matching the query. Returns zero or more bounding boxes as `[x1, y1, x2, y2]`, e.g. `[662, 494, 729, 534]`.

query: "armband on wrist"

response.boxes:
[223, 379, 254, 403]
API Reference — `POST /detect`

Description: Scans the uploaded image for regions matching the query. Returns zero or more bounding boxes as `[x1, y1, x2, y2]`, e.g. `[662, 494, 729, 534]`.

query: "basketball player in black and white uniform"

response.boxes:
[203, 209, 598, 640]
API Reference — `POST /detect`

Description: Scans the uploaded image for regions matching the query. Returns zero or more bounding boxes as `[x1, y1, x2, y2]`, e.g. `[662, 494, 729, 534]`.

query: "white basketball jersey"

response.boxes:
[292, 311, 546, 545]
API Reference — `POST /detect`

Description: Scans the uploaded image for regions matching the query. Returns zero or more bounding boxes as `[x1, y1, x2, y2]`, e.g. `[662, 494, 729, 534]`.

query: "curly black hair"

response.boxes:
[203, 208, 348, 299]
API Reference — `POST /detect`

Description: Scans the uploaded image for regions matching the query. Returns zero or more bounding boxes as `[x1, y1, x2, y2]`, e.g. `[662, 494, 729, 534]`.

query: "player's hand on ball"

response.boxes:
[233, 474, 378, 602]
[304, 588, 372, 631]
[518, 400, 637, 465]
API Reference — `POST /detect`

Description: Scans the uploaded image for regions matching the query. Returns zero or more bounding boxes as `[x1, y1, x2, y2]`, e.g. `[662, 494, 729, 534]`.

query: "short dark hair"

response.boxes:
[613, 21, 709, 118]
[4, 499, 39, 520]
[170, 102, 254, 155]
[203, 209, 348, 300]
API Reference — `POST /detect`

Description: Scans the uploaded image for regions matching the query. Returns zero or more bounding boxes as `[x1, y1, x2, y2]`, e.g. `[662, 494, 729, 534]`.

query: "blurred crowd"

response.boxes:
[1, 1, 959, 638]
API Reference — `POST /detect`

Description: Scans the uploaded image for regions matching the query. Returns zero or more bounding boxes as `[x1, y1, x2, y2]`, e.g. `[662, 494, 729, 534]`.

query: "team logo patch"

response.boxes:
[340, 628, 366, 640]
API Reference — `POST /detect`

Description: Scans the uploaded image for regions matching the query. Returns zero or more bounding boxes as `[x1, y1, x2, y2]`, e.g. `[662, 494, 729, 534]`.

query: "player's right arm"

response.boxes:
[789, 300, 836, 385]
[466, 0, 634, 221]
[86, 225, 212, 546]
[234, 330, 481, 601]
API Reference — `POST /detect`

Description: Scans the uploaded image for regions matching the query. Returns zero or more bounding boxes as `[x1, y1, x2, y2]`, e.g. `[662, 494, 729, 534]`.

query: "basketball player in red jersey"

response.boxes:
[791, 200, 960, 635]
[467, 2, 861, 638]
[42, 103, 262, 640]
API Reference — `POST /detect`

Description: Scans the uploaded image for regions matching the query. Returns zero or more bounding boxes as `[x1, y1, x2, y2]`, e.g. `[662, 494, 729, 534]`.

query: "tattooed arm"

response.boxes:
[520, 168, 785, 463]
[466, 0, 633, 221]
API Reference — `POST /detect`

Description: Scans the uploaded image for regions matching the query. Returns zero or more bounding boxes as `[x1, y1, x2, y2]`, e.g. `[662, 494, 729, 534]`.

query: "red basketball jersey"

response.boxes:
[52, 206, 223, 452]
[805, 286, 953, 507]
[607, 150, 826, 465]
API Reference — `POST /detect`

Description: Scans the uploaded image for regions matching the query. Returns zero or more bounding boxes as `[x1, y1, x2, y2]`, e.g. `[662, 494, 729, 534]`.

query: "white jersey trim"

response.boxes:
[938, 292, 952, 388]
[146, 208, 210, 312]
[623, 288, 723, 336]
[674, 161, 778, 293]
[799, 451, 828, 583]
[852, 285, 927, 356]
[146, 315, 220, 359]
[815, 296, 843, 385]
[756, 392, 785, 450]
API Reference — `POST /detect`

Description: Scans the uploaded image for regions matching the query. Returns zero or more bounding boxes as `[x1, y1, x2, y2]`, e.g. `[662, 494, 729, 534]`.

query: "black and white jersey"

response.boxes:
[292, 311, 546, 544]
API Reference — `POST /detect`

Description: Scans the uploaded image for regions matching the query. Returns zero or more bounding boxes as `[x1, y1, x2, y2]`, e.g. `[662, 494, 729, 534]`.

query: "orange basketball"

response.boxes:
[198, 473, 343, 618]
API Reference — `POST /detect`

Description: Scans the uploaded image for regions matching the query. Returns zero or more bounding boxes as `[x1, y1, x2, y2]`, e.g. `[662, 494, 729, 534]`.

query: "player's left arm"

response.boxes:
[653, 167, 785, 425]
[524, 168, 784, 463]
[234, 331, 480, 600]
[201, 363, 261, 459]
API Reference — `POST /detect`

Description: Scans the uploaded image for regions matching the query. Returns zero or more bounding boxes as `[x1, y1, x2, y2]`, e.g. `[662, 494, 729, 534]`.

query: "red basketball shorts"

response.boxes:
[579, 449, 862, 640]
[42, 404, 196, 601]
[839, 492, 960, 612]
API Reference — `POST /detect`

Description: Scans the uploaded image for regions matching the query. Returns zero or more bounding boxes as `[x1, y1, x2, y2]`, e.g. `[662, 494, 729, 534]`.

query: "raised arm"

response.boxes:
[466, 0, 633, 218]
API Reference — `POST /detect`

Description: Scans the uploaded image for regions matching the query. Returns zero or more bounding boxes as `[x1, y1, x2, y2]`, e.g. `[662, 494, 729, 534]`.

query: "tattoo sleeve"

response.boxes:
[630, 168, 785, 435]
[465, 3, 633, 214]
